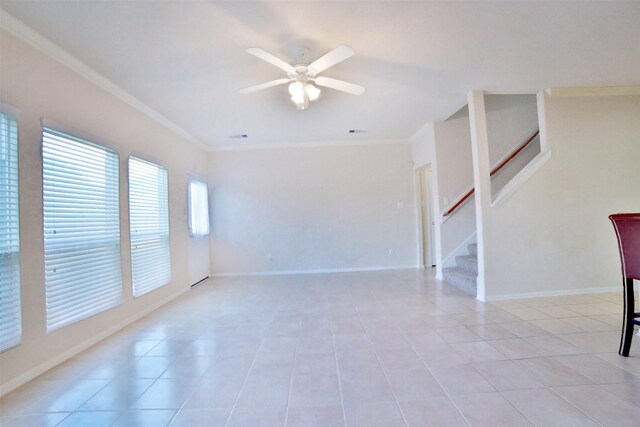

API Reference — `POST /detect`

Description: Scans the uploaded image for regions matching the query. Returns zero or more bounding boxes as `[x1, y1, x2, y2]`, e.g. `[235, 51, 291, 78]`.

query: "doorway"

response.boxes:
[418, 166, 436, 268]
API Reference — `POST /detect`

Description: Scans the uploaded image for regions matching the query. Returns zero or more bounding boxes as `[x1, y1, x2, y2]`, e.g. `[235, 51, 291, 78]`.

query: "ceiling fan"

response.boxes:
[240, 44, 365, 110]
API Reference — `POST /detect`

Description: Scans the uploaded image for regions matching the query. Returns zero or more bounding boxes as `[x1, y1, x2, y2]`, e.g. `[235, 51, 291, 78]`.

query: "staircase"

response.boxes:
[443, 243, 477, 296]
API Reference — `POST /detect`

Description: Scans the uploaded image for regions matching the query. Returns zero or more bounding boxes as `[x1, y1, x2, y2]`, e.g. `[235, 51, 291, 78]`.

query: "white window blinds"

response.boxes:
[188, 180, 210, 237]
[0, 113, 21, 352]
[42, 129, 122, 331]
[129, 157, 171, 297]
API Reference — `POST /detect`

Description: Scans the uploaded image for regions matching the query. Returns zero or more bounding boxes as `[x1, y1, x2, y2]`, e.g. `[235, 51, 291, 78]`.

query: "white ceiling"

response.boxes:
[2, 1, 639, 148]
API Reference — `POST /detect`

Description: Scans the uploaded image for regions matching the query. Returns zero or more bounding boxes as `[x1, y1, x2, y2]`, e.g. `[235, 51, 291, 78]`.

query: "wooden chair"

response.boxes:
[609, 213, 640, 357]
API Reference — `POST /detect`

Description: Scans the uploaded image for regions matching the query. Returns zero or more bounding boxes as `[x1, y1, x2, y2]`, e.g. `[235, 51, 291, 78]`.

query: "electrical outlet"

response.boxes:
[266, 253, 273, 261]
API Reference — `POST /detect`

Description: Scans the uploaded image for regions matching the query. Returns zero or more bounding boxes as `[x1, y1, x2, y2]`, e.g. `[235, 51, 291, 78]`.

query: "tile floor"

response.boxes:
[1, 269, 640, 426]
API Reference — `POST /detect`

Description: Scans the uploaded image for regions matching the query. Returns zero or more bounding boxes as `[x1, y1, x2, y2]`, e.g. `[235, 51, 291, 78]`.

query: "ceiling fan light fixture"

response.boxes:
[304, 83, 321, 101]
[288, 81, 305, 101]
[289, 81, 311, 109]
[292, 95, 309, 110]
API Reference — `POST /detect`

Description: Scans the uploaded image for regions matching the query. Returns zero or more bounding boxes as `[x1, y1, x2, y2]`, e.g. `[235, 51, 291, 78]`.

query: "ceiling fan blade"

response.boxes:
[308, 45, 355, 74]
[315, 77, 365, 95]
[246, 48, 295, 73]
[240, 78, 290, 94]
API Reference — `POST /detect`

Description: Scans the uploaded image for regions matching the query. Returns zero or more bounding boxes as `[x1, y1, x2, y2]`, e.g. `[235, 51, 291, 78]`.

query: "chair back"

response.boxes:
[610, 213, 640, 280]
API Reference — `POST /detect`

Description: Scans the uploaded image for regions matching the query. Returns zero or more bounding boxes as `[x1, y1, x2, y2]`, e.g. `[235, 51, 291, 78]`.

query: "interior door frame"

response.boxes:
[415, 164, 436, 268]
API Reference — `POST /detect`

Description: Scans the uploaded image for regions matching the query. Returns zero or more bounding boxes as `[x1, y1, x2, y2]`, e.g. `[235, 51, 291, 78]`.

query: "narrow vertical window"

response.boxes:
[0, 112, 21, 351]
[42, 129, 122, 331]
[128, 157, 171, 297]
[188, 180, 210, 237]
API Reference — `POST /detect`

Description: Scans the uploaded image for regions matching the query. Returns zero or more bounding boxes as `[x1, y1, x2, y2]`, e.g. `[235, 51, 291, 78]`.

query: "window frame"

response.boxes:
[42, 127, 123, 332]
[0, 111, 22, 352]
[128, 156, 172, 297]
[187, 178, 210, 238]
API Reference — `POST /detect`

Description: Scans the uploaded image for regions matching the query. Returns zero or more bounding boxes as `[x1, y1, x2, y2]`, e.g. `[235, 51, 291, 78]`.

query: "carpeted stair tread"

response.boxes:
[442, 266, 477, 296]
[455, 255, 478, 275]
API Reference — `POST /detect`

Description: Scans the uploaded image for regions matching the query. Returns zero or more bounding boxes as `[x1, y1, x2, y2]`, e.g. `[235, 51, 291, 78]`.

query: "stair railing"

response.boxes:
[442, 129, 540, 220]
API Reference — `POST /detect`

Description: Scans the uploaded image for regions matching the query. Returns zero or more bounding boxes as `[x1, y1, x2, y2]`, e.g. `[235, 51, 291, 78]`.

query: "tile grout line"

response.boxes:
[282, 320, 302, 427]
[46, 339, 164, 424]
[484, 322, 633, 427]
[360, 317, 411, 427]
[222, 337, 263, 427]
[545, 386, 606, 426]
[163, 334, 230, 426]
[330, 303, 350, 427]
[396, 318, 476, 427]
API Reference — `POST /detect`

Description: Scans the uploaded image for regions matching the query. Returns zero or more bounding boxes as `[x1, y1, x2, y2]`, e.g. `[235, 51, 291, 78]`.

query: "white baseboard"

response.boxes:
[210, 265, 417, 277]
[484, 286, 619, 302]
[442, 232, 477, 269]
[0, 287, 190, 397]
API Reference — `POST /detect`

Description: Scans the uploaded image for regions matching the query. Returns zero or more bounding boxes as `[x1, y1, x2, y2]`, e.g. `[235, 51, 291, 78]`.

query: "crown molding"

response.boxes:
[0, 9, 208, 150]
[208, 138, 410, 152]
[545, 86, 640, 97]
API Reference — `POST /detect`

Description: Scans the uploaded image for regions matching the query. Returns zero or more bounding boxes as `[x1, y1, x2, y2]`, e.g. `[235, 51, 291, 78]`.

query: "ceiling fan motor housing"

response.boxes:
[289, 65, 316, 82]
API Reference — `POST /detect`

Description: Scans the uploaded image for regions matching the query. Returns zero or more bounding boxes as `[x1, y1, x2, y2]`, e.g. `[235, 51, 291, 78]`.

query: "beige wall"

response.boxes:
[434, 106, 475, 211]
[208, 143, 417, 274]
[432, 106, 477, 261]
[485, 94, 541, 196]
[414, 96, 544, 266]
[410, 123, 435, 170]
[483, 94, 640, 299]
[0, 30, 208, 392]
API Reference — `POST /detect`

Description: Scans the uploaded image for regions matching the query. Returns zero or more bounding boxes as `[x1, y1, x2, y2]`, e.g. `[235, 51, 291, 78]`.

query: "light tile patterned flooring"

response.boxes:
[2, 270, 640, 426]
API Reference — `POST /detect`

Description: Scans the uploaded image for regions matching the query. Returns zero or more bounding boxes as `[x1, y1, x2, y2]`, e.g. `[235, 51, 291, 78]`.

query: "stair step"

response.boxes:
[442, 267, 477, 297]
[456, 255, 478, 275]
[468, 243, 477, 256]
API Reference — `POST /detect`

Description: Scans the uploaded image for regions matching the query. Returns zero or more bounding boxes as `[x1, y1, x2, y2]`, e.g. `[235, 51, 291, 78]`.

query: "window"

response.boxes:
[0, 112, 21, 351]
[42, 129, 122, 331]
[128, 157, 171, 297]
[188, 180, 210, 237]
